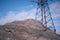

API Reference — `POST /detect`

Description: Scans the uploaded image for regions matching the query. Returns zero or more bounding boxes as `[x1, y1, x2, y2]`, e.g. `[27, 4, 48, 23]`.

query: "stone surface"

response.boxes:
[0, 19, 60, 40]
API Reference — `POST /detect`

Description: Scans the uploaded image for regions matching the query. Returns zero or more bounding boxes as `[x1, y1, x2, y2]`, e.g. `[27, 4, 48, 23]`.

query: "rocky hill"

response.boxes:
[0, 19, 60, 40]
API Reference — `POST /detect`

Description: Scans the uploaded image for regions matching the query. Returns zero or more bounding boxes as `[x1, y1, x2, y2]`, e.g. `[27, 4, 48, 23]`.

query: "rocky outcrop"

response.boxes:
[0, 19, 60, 40]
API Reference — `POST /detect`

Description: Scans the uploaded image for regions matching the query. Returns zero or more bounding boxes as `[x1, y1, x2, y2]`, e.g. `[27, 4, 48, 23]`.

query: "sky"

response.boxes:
[0, 0, 60, 34]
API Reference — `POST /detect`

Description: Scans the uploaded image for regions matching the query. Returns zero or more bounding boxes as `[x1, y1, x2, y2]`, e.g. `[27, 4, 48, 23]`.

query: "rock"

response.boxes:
[0, 19, 60, 40]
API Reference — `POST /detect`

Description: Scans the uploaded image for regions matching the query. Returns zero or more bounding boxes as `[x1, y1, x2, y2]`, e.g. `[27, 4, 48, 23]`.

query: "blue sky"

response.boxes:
[0, 0, 33, 17]
[0, 0, 60, 34]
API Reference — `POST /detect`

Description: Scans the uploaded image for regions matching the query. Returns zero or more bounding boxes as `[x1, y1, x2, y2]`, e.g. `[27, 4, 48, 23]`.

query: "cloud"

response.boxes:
[49, 2, 60, 34]
[0, 2, 60, 25]
[49, 2, 60, 27]
[0, 11, 15, 25]
[0, 8, 36, 25]
[50, 2, 60, 19]
[57, 31, 60, 34]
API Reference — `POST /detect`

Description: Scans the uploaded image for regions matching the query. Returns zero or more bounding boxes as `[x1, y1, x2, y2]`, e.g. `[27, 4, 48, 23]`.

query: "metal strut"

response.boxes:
[46, 3, 56, 32]
[31, 0, 56, 33]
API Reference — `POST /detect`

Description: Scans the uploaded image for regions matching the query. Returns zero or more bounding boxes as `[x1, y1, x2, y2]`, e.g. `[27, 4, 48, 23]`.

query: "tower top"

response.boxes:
[31, 0, 56, 33]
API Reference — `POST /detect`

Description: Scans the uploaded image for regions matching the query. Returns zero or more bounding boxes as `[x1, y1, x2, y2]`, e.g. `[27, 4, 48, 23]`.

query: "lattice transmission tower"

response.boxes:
[31, 0, 56, 32]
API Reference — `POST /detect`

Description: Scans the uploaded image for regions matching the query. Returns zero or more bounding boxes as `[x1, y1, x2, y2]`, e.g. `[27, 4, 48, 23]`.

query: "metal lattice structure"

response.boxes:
[31, 0, 56, 32]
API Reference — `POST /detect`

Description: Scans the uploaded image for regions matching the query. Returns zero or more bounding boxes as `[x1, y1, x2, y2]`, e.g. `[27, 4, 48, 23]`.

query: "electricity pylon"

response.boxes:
[31, 0, 56, 33]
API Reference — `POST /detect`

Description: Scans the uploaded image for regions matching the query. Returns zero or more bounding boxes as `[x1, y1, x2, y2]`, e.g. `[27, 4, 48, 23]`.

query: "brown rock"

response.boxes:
[0, 19, 60, 40]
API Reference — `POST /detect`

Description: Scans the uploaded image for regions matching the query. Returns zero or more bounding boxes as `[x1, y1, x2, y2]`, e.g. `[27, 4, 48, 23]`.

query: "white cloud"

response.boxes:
[0, 11, 15, 25]
[49, 2, 60, 27]
[49, 2, 60, 34]
[57, 31, 60, 34]
[0, 8, 36, 25]
[50, 2, 60, 19]
[0, 2, 60, 25]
